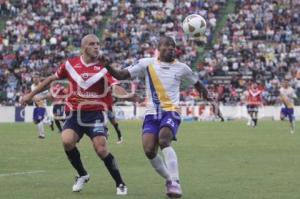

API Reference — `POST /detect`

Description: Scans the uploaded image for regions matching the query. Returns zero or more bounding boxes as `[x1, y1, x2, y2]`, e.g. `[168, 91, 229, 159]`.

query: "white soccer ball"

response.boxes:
[182, 14, 207, 37]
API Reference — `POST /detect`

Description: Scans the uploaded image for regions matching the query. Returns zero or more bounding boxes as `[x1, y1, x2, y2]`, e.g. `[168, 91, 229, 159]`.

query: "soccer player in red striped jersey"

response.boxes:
[21, 34, 127, 195]
[244, 83, 263, 127]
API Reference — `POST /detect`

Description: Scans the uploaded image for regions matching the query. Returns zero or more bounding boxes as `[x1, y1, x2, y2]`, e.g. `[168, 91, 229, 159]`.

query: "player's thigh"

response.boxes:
[158, 127, 173, 147]
[61, 128, 80, 150]
[92, 136, 108, 158]
[159, 111, 181, 142]
[142, 133, 158, 156]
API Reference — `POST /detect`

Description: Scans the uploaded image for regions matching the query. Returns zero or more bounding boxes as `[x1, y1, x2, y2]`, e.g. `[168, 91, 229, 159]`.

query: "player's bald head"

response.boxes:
[81, 34, 99, 48]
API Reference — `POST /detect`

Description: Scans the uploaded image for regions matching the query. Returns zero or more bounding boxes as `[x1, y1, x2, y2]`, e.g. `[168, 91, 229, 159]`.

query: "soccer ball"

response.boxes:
[182, 14, 206, 37]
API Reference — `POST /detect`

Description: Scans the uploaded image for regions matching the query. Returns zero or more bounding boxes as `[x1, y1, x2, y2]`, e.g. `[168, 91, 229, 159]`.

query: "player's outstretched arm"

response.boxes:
[33, 93, 53, 103]
[193, 81, 209, 101]
[99, 56, 130, 80]
[194, 81, 223, 119]
[21, 74, 58, 105]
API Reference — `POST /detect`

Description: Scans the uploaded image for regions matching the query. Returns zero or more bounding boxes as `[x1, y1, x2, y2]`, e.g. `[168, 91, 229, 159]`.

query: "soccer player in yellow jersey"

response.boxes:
[103, 36, 215, 198]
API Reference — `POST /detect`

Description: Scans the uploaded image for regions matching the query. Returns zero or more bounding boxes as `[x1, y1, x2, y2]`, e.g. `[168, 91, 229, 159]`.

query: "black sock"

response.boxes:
[50, 120, 54, 131]
[54, 119, 62, 132]
[253, 118, 257, 126]
[65, 147, 87, 176]
[102, 153, 125, 187]
[113, 123, 122, 139]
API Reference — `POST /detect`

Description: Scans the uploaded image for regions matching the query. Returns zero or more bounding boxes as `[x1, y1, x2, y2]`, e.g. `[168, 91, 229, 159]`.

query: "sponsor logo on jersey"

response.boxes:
[94, 66, 101, 70]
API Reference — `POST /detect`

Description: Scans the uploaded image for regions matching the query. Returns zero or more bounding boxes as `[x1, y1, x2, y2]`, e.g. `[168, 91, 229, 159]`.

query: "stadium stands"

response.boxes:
[196, 0, 300, 105]
[1, 0, 299, 107]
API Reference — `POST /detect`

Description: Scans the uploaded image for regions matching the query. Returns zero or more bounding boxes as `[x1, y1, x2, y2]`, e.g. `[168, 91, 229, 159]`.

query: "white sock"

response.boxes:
[291, 121, 295, 131]
[37, 122, 45, 137]
[162, 146, 179, 181]
[150, 155, 171, 180]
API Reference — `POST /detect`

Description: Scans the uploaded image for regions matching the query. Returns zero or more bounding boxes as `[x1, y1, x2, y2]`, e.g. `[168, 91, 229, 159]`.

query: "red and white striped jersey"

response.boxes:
[246, 88, 262, 105]
[55, 56, 116, 112]
[50, 83, 67, 104]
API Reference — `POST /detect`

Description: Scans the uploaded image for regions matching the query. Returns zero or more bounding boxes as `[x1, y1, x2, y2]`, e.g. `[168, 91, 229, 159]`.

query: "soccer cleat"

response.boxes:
[165, 180, 182, 198]
[38, 135, 45, 139]
[116, 184, 127, 195]
[116, 137, 123, 144]
[72, 174, 90, 192]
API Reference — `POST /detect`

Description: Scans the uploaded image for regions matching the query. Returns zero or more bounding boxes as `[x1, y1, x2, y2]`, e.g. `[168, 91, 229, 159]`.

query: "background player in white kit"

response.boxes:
[280, 79, 297, 134]
[102, 36, 216, 198]
[31, 72, 54, 138]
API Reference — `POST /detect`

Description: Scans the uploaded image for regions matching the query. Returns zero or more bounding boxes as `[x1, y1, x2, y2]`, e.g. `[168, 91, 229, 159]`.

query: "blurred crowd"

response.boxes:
[101, 0, 225, 99]
[191, 0, 300, 105]
[2, 0, 299, 107]
[0, 0, 225, 106]
[0, 0, 112, 105]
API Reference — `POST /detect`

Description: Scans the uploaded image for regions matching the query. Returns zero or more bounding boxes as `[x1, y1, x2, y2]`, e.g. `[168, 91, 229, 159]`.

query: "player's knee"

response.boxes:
[95, 145, 108, 158]
[144, 151, 156, 159]
[62, 140, 76, 151]
[158, 137, 171, 149]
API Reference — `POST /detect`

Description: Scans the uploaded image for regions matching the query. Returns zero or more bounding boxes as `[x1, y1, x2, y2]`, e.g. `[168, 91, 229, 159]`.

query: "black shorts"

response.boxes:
[53, 104, 65, 118]
[63, 111, 108, 140]
[247, 105, 258, 113]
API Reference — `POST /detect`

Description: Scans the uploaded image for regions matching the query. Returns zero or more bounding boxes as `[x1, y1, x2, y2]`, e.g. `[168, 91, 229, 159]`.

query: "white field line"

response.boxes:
[0, 170, 45, 177]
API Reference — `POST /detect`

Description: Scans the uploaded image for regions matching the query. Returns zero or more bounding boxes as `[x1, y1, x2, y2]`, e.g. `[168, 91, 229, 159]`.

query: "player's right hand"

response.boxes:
[20, 94, 32, 106]
[98, 55, 111, 67]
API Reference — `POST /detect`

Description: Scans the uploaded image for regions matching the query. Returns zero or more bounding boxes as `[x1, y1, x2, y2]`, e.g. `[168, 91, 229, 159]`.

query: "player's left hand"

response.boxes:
[20, 93, 33, 106]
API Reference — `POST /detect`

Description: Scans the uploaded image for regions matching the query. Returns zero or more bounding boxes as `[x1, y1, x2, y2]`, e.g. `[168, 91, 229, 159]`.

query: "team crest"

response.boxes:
[81, 73, 89, 79]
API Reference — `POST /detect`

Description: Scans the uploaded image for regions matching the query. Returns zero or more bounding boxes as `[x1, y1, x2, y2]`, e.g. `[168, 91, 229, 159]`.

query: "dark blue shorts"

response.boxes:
[107, 110, 115, 121]
[281, 108, 294, 121]
[33, 107, 46, 123]
[53, 104, 65, 118]
[63, 111, 108, 140]
[247, 104, 258, 113]
[142, 111, 181, 140]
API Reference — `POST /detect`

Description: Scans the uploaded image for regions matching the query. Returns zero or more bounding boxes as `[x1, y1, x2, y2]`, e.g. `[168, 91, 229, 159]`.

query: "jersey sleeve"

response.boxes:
[182, 64, 198, 84]
[55, 62, 68, 79]
[290, 88, 297, 98]
[105, 73, 118, 87]
[126, 58, 150, 78]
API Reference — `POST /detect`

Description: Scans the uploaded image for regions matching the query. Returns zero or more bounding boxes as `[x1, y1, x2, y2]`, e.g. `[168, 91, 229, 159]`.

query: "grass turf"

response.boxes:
[0, 120, 299, 199]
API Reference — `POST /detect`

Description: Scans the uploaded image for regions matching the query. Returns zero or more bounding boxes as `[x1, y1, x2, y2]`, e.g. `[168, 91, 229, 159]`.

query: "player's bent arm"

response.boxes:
[112, 84, 138, 102]
[30, 75, 58, 97]
[105, 65, 131, 80]
[21, 75, 58, 105]
[193, 81, 209, 100]
[112, 85, 131, 98]
[33, 93, 53, 102]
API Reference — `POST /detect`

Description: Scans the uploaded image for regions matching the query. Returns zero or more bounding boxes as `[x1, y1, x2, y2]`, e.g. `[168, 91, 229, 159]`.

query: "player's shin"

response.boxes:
[113, 123, 122, 140]
[65, 147, 88, 176]
[37, 121, 45, 138]
[54, 119, 62, 132]
[162, 146, 179, 181]
[290, 119, 295, 133]
[102, 153, 125, 187]
[150, 154, 171, 180]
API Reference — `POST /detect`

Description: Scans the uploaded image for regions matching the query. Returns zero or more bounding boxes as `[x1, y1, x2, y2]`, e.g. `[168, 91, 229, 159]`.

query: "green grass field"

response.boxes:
[0, 121, 300, 199]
